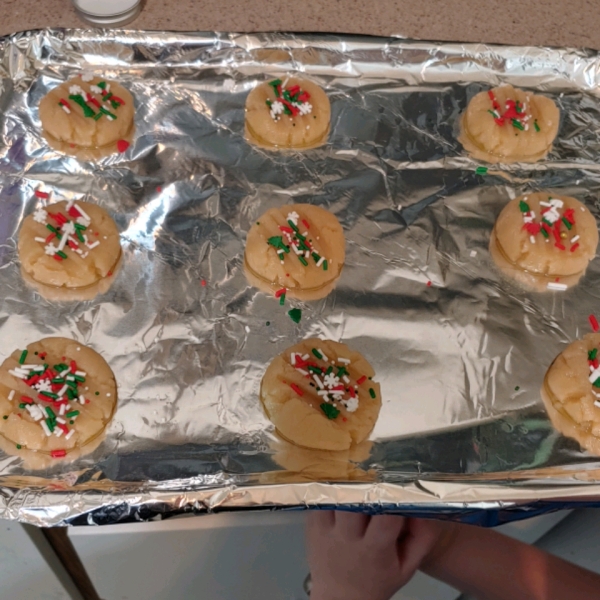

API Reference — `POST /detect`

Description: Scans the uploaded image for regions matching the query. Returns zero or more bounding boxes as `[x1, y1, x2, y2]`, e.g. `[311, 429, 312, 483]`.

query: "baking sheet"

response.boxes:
[2, 29, 600, 525]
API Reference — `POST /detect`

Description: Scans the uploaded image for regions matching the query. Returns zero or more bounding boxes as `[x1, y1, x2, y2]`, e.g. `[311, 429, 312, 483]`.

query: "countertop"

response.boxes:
[1, 0, 600, 49]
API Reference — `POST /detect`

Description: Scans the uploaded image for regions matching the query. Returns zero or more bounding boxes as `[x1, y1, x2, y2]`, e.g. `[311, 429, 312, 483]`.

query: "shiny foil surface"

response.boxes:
[2, 30, 600, 526]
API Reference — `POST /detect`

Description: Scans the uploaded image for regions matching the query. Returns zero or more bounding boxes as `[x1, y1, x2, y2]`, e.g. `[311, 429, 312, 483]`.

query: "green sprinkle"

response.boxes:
[534, 120, 540, 132]
[287, 220, 300, 233]
[69, 420, 74, 425]
[268, 79, 282, 97]
[541, 227, 549, 239]
[266, 321, 270, 326]
[95, 392, 100, 396]
[337, 366, 348, 377]
[18, 350, 28, 365]
[369, 388, 376, 399]
[46, 224, 58, 234]
[283, 105, 292, 116]
[311, 252, 321, 263]
[562, 217, 572, 230]
[320, 403, 340, 420]
[511, 119, 524, 131]
[68, 94, 96, 118]
[322, 260, 328, 271]
[54, 363, 68, 372]
[515, 386, 520, 391]
[288, 308, 302, 324]
[46, 418, 55, 432]
[298, 255, 308, 266]
[66, 410, 80, 418]
[312, 348, 323, 360]
[93, 111, 103, 121]
[110, 99, 121, 110]
[18, 403, 26, 409]
[279, 293, 286, 306]
[325, 366, 333, 375]
[267, 236, 290, 253]
[256, 222, 260, 225]
[66, 388, 77, 400]
[45, 407, 56, 419]
[73, 375, 85, 383]
[40, 391, 58, 399]
[265, 100, 272, 108]
[99, 106, 117, 120]
[475, 166, 488, 175]
[56, 250, 68, 259]
[542, 218, 553, 228]
[308, 365, 323, 374]
[594, 378, 600, 388]
[51, 378, 65, 384]
[73, 222, 87, 231]
[589, 349, 598, 360]
[487, 109, 497, 118]
[97, 81, 107, 90]
[16, 444, 21, 450]
[2, 415, 7, 420]
[519, 201, 530, 213]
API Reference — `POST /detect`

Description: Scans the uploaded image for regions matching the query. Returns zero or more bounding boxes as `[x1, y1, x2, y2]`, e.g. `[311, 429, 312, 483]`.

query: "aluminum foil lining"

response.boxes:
[2, 29, 600, 526]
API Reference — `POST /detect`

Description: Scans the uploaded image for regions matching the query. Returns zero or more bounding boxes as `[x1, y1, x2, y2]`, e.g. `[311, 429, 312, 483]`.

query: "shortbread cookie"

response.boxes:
[0, 338, 117, 461]
[490, 192, 597, 291]
[459, 85, 559, 163]
[39, 75, 134, 155]
[18, 199, 121, 293]
[245, 77, 330, 149]
[245, 204, 344, 301]
[260, 338, 381, 451]
[542, 333, 600, 456]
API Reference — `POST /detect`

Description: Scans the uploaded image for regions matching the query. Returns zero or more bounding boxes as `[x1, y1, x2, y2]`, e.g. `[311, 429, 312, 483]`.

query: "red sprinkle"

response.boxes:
[117, 139, 130, 153]
[52, 254, 63, 262]
[58, 424, 69, 434]
[301, 219, 310, 230]
[279, 226, 294, 233]
[68, 240, 79, 250]
[20, 396, 33, 404]
[590, 315, 599, 332]
[68, 206, 81, 218]
[110, 95, 125, 105]
[34, 190, 49, 199]
[564, 208, 576, 224]
[342, 417, 347, 422]
[157, 186, 162, 192]
[571, 243, 580, 253]
[356, 375, 367, 385]
[51, 449, 67, 458]
[426, 281, 432, 287]
[290, 383, 304, 396]
[554, 242, 566, 250]
[348, 388, 356, 398]
[86, 93, 101, 108]
[201, 279, 207, 287]
[107, 271, 113, 277]
[275, 288, 287, 298]
[45, 233, 56, 243]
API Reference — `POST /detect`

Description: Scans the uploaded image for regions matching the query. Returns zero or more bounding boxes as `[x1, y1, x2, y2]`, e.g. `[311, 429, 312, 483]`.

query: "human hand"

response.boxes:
[306, 511, 456, 600]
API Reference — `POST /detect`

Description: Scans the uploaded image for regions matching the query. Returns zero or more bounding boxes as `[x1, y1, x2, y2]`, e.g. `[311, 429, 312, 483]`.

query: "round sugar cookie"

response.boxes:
[245, 204, 345, 301]
[39, 75, 134, 156]
[490, 192, 598, 291]
[260, 338, 382, 451]
[0, 337, 117, 461]
[459, 85, 559, 163]
[542, 333, 600, 456]
[245, 77, 330, 150]
[18, 199, 122, 293]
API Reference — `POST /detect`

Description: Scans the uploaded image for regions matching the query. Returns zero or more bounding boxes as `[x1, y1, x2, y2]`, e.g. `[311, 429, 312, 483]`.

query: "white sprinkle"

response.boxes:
[581, 207, 586, 212]
[40, 420, 52, 437]
[306, 126, 310, 130]
[66, 375, 75, 382]
[86, 240, 100, 250]
[90, 84, 102, 94]
[338, 357, 351, 364]
[318, 349, 329, 361]
[345, 397, 359, 413]
[9, 369, 27, 379]
[470, 250, 477, 257]
[34, 237, 47, 243]
[287, 211, 300, 226]
[61, 104, 71, 114]
[317, 390, 331, 397]
[313, 375, 324, 389]
[74, 204, 91, 222]
[33, 208, 47, 224]
[59, 404, 66, 416]
[547, 282, 568, 291]
[106, 393, 111, 397]
[530, 236, 536, 244]
[571, 235, 580, 243]
[8, 390, 15, 401]
[65, 429, 75, 440]
[69, 84, 84, 96]
[290, 353, 297, 366]
[296, 368, 309, 376]
[76, 347, 81, 351]
[302, 354, 309, 360]
[595, 400, 600, 408]
[56, 417, 66, 425]
[540, 201, 552, 207]
[20, 364, 38, 369]
[589, 368, 600, 383]
[54, 427, 63, 438]
[245, 325, 250, 333]
[342, 375, 350, 384]
[57, 385, 69, 397]
[79, 395, 86, 405]
[316, 257, 325, 268]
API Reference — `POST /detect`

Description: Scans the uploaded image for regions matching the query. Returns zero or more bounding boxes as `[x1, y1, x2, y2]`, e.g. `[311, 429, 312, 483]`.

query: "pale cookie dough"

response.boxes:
[19, 199, 121, 293]
[39, 75, 134, 156]
[490, 192, 598, 292]
[459, 85, 559, 163]
[245, 77, 330, 149]
[245, 204, 345, 301]
[0, 337, 117, 462]
[260, 338, 382, 451]
[542, 333, 600, 456]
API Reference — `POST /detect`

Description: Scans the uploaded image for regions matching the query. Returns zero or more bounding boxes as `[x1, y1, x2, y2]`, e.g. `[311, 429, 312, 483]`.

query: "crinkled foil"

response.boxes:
[2, 30, 600, 526]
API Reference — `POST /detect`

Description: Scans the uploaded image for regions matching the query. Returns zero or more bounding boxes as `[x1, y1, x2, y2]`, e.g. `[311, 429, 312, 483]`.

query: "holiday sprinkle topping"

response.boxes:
[266, 79, 312, 121]
[487, 90, 538, 132]
[289, 348, 375, 420]
[519, 196, 577, 251]
[6, 351, 99, 455]
[60, 79, 125, 121]
[267, 211, 329, 272]
[33, 198, 100, 262]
